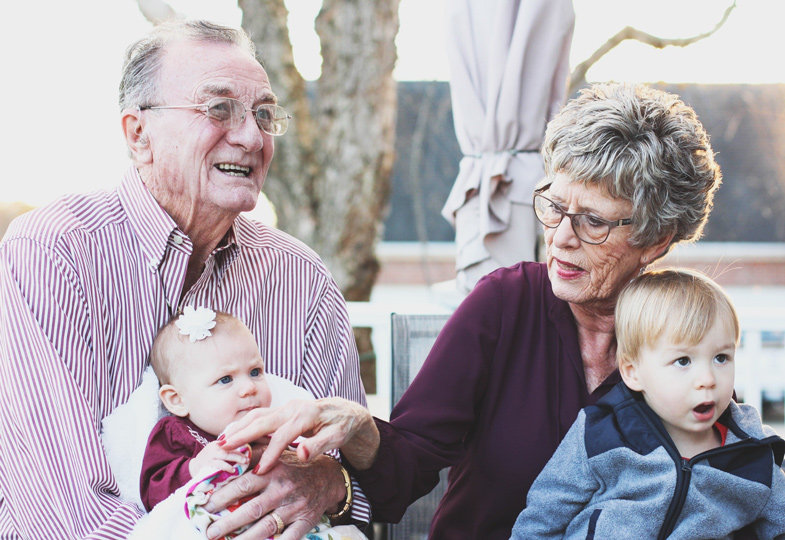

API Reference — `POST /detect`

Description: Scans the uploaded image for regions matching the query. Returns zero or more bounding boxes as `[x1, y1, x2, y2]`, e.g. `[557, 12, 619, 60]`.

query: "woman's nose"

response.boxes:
[551, 215, 581, 248]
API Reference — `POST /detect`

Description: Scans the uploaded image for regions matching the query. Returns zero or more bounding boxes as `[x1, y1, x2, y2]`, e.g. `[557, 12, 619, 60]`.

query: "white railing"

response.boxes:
[348, 297, 785, 421]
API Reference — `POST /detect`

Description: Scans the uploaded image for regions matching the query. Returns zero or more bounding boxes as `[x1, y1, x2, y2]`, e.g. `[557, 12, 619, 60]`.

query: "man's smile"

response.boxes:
[215, 163, 252, 177]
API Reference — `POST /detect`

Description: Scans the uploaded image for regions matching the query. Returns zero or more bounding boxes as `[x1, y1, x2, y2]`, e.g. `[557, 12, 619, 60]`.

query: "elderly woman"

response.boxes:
[211, 83, 721, 539]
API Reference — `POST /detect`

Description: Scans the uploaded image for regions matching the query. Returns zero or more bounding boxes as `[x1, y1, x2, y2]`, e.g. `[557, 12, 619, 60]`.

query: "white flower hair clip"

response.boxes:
[176, 306, 217, 342]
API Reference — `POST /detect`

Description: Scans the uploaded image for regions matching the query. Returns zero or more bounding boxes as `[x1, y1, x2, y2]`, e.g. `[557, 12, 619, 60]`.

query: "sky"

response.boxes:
[2, 0, 782, 206]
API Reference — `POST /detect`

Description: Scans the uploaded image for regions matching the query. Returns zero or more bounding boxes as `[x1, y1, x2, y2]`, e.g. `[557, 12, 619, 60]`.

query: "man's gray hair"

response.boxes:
[542, 83, 722, 250]
[118, 20, 257, 111]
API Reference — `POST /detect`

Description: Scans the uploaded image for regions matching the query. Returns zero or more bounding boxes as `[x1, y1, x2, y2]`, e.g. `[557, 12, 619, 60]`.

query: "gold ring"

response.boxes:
[270, 511, 285, 535]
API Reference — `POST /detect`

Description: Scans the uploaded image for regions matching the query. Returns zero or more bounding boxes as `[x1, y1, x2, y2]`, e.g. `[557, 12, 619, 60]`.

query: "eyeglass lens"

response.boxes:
[533, 194, 611, 244]
[206, 98, 289, 136]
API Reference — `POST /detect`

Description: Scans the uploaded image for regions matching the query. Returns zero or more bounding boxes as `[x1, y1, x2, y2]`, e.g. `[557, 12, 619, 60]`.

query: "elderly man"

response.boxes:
[0, 20, 368, 539]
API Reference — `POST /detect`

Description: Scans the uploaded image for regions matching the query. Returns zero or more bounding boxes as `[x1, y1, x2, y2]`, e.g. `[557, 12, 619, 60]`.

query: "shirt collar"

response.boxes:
[714, 422, 728, 446]
[212, 226, 240, 280]
[118, 166, 243, 273]
[118, 166, 179, 271]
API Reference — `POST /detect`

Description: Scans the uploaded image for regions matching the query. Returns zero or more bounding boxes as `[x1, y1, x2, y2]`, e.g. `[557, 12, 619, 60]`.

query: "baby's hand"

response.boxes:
[189, 441, 250, 478]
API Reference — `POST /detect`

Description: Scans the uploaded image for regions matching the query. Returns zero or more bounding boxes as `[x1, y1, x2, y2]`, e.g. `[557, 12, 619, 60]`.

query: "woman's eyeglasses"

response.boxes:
[532, 186, 632, 245]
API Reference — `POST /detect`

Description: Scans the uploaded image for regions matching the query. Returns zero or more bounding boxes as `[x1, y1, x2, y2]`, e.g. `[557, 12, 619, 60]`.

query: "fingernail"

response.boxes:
[252, 463, 261, 474]
[301, 446, 310, 460]
[217, 434, 225, 445]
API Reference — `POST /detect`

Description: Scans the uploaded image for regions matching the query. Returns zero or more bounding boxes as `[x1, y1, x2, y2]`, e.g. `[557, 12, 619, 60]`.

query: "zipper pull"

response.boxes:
[681, 458, 692, 472]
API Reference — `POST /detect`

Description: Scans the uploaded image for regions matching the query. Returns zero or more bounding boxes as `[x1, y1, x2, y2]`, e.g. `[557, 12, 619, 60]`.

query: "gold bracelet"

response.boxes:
[325, 461, 353, 520]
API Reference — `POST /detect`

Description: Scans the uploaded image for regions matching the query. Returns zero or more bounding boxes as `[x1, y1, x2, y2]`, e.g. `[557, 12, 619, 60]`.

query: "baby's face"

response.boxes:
[172, 320, 272, 436]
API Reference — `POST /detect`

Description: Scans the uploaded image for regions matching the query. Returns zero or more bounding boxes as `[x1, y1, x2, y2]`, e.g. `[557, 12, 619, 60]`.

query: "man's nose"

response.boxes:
[227, 113, 264, 153]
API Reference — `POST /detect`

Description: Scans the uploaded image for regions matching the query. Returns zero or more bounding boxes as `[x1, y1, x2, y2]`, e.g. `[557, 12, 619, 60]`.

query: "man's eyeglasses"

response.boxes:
[532, 185, 632, 245]
[140, 97, 292, 136]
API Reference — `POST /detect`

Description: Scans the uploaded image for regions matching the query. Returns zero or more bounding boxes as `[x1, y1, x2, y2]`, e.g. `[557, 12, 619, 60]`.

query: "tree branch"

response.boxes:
[568, 0, 737, 95]
[136, 0, 179, 25]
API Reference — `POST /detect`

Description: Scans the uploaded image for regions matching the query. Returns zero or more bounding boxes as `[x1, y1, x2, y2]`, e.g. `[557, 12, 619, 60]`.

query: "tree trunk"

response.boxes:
[240, 0, 400, 302]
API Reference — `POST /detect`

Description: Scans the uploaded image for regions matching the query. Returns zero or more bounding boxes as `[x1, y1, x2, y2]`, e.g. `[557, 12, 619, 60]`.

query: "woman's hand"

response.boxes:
[203, 451, 345, 539]
[218, 397, 380, 474]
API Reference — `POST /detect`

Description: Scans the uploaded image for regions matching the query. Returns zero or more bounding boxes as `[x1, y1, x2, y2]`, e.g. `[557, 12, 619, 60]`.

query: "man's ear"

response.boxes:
[159, 384, 189, 417]
[619, 359, 644, 392]
[121, 108, 152, 164]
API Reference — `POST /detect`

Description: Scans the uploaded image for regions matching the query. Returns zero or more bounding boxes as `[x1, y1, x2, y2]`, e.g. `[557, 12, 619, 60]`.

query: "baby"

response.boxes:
[140, 306, 271, 511]
[511, 269, 785, 539]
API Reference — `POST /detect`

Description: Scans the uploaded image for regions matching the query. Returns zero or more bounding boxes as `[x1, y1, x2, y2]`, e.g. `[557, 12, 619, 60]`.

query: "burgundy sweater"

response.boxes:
[140, 415, 213, 511]
[349, 262, 620, 539]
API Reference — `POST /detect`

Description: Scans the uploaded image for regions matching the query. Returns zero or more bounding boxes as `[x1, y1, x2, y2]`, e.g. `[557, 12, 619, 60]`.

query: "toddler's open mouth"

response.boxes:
[692, 402, 715, 422]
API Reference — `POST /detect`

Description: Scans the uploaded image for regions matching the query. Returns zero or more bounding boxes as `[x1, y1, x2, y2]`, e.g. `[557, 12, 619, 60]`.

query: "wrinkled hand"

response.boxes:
[203, 450, 344, 540]
[218, 397, 379, 474]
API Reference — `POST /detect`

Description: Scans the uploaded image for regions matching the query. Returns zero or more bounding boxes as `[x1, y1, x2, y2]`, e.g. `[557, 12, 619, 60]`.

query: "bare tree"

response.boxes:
[241, 0, 400, 302]
[569, 1, 737, 95]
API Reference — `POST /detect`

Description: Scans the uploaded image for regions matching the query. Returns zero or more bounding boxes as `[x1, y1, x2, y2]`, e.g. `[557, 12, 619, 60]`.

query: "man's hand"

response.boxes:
[203, 450, 346, 540]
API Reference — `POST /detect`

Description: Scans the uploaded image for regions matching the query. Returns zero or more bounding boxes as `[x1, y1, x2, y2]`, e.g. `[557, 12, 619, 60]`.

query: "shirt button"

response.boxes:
[172, 235, 183, 245]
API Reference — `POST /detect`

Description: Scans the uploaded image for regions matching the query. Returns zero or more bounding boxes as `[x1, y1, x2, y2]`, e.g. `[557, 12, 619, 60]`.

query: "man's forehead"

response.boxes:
[161, 39, 273, 101]
[196, 81, 277, 104]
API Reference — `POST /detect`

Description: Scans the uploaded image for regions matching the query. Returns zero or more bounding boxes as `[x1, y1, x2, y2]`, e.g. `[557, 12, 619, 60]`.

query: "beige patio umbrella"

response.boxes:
[442, 0, 575, 293]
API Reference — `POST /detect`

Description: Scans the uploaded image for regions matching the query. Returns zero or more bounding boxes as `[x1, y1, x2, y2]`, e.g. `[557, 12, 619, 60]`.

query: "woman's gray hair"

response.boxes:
[118, 20, 257, 111]
[541, 83, 722, 251]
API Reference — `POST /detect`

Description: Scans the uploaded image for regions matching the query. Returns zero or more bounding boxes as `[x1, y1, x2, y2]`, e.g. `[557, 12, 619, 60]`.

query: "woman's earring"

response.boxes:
[639, 258, 648, 275]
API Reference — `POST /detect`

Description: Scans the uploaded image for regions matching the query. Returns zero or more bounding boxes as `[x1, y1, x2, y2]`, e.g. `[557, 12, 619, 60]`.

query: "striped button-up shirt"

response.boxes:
[0, 167, 369, 539]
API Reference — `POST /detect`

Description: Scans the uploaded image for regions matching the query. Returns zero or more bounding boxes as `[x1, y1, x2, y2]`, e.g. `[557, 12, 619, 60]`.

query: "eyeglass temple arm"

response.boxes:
[534, 181, 552, 194]
[139, 104, 204, 111]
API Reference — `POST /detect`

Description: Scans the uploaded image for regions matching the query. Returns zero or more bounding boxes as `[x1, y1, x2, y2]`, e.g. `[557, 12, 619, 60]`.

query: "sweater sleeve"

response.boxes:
[140, 418, 199, 511]
[510, 410, 597, 538]
[347, 273, 504, 522]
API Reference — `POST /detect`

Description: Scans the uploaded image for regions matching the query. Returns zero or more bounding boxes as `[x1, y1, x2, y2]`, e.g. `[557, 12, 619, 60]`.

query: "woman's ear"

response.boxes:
[619, 359, 644, 392]
[641, 232, 676, 267]
[159, 384, 189, 417]
[121, 108, 152, 164]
